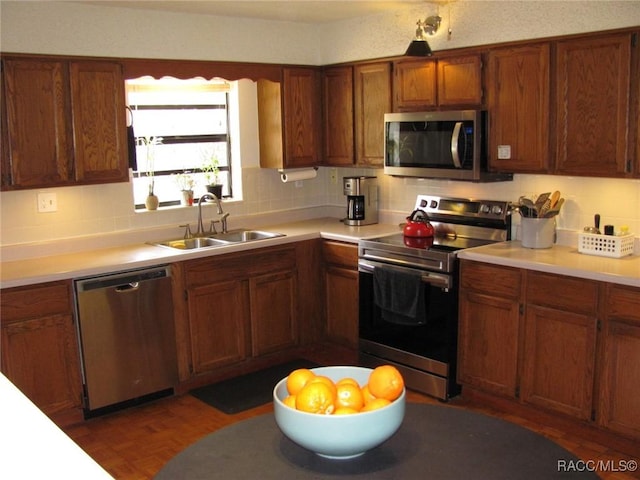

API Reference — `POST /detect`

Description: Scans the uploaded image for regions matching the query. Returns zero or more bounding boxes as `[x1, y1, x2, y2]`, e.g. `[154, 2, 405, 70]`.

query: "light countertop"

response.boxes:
[0, 218, 401, 289]
[1, 218, 638, 289]
[458, 241, 640, 288]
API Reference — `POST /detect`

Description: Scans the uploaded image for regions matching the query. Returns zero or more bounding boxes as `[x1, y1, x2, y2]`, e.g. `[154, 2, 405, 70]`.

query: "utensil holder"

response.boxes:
[521, 218, 555, 249]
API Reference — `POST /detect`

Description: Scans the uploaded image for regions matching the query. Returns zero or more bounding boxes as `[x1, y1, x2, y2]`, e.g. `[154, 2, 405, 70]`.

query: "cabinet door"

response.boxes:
[487, 44, 550, 173]
[521, 305, 596, 420]
[599, 284, 640, 439]
[555, 32, 632, 176]
[393, 59, 437, 110]
[325, 266, 359, 347]
[354, 62, 391, 167]
[458, 291, 520, 397]
[70, 61, 128, 184]
[323, 66, 354, 166]
[187, 280, 250, 374]
[1, 314, 83, 421]
[1, 69, 11, 188]
[437, 55, 483, 106]
[282, 67, 322, 168]
[250, 270, 297, 357]
[3, 59, 72, 187]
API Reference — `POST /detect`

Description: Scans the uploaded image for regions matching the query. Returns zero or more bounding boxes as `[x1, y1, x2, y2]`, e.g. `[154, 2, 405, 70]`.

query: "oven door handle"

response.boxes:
[358, 259, 452, 290]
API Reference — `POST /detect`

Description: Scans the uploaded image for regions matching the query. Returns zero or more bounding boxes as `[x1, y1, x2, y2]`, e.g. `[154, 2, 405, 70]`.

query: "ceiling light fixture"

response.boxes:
[404, 15, 442, 57]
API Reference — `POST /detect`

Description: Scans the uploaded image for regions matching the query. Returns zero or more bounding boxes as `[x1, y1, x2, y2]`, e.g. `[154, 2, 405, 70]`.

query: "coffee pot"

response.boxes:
[343, 176, 378, 226]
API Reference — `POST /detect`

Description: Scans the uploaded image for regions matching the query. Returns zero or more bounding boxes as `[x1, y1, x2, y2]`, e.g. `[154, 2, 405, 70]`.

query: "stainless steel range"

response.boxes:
[358, 195, 511, 400]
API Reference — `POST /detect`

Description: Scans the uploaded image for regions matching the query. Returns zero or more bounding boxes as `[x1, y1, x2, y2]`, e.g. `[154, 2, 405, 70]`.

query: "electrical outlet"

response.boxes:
[330, 168, 338, 185]
[37, 193, 58, 213]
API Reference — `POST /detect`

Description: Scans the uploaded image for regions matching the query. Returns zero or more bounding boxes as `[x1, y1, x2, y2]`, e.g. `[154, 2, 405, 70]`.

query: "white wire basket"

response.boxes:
[578, 233, 634, 258]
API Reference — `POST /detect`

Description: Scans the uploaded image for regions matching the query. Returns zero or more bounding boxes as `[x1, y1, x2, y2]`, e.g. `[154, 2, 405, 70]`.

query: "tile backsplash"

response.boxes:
[1, 166, 638, 258]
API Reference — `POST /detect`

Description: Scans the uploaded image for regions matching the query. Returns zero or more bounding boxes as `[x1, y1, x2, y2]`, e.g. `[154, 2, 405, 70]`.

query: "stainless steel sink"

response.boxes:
[210, 230, 284, 243]
[152, 230, 284, 250]
[154, 237, 231, 250]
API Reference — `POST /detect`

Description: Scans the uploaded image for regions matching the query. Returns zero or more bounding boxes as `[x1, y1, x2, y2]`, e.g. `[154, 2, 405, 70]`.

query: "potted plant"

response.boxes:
[174, 171, 195, 206]
[201, 150, 223, 198]
[140, 136, 162, 210]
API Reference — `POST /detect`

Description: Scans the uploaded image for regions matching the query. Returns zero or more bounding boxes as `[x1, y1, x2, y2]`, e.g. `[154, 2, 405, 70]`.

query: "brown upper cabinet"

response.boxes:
[353, 62, 392, 167]
[486, 43, 551, 173]
[554, 32, 636, 177]
[393, 54, 482, 111]
[1, 57, 128, 189]
[258, 67, 322, 169]
[322, 66, 354, 166]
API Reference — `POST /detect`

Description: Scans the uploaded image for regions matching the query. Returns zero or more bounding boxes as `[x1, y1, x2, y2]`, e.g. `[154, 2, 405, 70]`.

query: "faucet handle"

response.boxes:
[180, 224, 193, 239]
[220, 213, 230, 233]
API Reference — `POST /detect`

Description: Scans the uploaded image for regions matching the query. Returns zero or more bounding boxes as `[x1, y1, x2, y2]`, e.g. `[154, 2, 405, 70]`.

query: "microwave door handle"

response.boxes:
[451, 122, 463, 168]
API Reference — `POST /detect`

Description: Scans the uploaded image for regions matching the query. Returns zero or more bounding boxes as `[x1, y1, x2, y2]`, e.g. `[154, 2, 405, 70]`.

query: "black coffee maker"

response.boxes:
[343, 176, 378, 226]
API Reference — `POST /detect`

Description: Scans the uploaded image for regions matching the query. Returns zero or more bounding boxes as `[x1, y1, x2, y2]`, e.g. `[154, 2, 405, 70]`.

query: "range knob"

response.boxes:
[491, 205, 504, 215]
[430, 200, 438, 208]
[419, 199, 428, 208]
[479, 204, 491, 214]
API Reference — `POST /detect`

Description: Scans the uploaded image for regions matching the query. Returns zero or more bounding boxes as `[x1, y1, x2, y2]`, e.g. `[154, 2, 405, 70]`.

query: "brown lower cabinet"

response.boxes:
[179, 244, 301, 378]
[323, 240, 359, 347]
[458, 259, 640, 441]
[0, 281, 83, 427]
[599, 283, 640, 439]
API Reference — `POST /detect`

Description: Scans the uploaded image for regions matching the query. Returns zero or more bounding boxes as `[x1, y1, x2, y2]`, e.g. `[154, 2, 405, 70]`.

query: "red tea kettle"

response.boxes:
[403, 209, 435, 238]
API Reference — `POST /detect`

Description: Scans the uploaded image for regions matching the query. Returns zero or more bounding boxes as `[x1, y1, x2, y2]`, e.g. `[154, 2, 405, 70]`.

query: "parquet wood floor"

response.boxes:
[62, 344, 639, 480]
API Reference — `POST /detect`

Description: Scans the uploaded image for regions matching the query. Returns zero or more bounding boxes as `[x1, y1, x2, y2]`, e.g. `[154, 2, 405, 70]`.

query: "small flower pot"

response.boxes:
[181, 189, 194, 206]
[145, 194, 159, 210]
[206, 184, 223, 198]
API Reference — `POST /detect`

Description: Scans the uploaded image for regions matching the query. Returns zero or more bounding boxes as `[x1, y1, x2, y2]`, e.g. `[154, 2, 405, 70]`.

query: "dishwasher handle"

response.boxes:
[75, 266, 170, 293]
[115, 282, 140, 293]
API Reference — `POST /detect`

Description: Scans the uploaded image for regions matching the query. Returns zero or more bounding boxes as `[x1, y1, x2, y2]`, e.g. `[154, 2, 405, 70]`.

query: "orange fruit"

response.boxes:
[286, 368, 316, 395]
[367, 365, 404, 401]
[361, 384, 377, 405]
[336, 377, 360, 388]
[296, 381, 336, 414]
[335, 383, 365, 411]
[333, 407, 359, 415]
[360, 397, 391, 412]
[307, 375, 337, 397]
[283, 395, 297, 409]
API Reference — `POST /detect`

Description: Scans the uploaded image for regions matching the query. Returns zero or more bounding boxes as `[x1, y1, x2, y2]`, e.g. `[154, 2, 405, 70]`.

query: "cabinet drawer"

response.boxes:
[526, 271, 598, 315]
[185, 245, 296, 287]
[605, 284, 640, 324]
[460, 260, 521, 299]
[323, 241, 358, 269]
[1, 281, 72, 322]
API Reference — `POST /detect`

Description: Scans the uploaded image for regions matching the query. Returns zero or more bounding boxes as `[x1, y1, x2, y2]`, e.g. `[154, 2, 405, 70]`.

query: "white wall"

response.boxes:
[1, 1, 639, 255]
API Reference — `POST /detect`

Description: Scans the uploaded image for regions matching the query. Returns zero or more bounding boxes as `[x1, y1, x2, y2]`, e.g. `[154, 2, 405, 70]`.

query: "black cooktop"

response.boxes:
[365, 232, 494, 253]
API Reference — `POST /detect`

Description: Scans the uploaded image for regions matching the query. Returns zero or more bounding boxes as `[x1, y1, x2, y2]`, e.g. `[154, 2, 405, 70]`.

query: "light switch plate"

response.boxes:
[37, 193, 58, 213]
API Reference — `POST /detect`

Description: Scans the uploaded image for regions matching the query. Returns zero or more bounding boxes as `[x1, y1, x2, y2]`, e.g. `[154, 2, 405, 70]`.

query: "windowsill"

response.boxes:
[134, 197, 238, 213]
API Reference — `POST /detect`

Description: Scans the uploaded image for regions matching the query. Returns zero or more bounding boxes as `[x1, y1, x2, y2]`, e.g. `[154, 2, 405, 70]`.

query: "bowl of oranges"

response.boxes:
[273, 365, 405, 459]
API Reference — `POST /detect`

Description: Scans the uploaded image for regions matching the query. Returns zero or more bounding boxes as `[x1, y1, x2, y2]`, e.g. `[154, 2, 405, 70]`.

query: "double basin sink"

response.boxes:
[153, 229, 285, 251]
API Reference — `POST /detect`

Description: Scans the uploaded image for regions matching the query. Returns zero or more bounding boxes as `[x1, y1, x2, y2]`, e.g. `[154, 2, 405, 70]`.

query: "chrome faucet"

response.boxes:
[196, 193, 227, 236]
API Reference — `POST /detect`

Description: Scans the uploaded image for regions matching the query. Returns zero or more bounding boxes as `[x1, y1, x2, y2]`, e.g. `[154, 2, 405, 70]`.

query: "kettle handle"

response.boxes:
[407, 209, 429, 223]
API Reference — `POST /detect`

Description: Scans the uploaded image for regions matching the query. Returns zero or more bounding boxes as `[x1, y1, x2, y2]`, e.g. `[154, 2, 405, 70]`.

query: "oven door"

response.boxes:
[358, 258, 460, 399]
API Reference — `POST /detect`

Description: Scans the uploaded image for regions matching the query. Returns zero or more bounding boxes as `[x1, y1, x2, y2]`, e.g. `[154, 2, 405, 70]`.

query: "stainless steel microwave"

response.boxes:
[384, 110, 512, 182]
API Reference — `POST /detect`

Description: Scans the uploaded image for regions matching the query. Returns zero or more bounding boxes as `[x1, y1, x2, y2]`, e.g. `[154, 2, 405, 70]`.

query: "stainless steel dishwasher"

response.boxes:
[74, 265, 178, 413]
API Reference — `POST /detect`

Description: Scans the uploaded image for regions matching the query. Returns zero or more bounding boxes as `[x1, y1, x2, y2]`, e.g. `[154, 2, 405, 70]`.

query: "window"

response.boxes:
[126, 77, 233, 208]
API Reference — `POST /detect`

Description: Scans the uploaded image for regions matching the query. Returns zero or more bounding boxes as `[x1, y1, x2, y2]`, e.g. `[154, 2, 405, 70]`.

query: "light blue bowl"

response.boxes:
[273, 366, 406, 459]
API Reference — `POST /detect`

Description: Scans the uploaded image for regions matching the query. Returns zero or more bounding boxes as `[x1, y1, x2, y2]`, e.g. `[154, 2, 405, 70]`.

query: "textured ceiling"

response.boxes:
[74, 1, 438, 24]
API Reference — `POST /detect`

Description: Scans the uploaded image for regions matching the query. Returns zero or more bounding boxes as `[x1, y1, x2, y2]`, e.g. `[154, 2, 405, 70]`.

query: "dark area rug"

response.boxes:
[190, 359, 320, 414]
